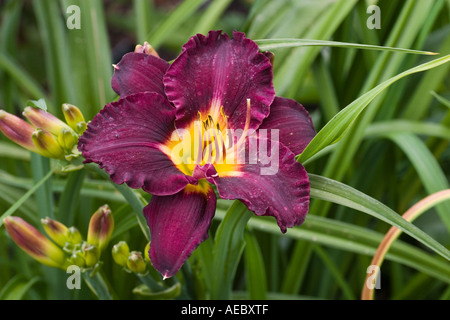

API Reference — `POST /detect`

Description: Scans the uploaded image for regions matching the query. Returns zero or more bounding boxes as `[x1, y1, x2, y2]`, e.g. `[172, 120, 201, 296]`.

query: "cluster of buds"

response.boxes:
[134, 41, 159, 57]
[0, 102, 87, 162]
[3, 205, 114, 271]
[112, 241, 151, 275]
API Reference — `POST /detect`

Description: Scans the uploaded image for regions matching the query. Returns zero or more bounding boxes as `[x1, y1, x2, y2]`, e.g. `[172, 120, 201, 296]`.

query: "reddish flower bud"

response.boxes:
[4, 216, 67, 269]
[23, 107, 72, 136]
[0, 110, 40, 153]
[87, 205, 114, 251]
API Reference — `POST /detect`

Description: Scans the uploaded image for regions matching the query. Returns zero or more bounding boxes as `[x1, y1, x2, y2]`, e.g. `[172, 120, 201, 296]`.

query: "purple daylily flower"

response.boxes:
[78, 30, 316, 279]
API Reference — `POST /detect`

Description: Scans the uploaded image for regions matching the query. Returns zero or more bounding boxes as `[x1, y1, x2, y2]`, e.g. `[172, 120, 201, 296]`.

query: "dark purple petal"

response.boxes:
[78, 92, 194, 196]
[206, 137, 310, 233]
[164, 30, 275, 131]
[145, 183, 217, 279]
[111, 52, 169, 98]
[259, 97, 316, 155]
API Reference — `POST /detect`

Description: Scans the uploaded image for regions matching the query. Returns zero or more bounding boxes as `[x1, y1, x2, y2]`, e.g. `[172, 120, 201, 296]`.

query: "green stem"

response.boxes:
[82, 270, 115, 300]
[137, 273, 164, 292]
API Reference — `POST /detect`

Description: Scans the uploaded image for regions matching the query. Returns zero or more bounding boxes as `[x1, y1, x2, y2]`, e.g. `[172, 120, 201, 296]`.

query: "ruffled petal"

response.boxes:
[111, 52, 169, 98]
[206, 137, 310, 233]
[164, 30, 275, 131]
[145, 183, 217, 278]
[259, 97, 316, 155]
[78, 92, 193, 196]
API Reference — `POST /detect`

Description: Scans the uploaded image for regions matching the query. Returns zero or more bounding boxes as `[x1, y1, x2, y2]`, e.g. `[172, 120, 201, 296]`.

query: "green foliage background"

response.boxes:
[0, 0, 449, 300]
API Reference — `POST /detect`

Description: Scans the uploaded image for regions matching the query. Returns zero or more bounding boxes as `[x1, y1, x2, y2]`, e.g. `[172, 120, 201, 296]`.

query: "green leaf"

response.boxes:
[210, 200, 252, 299]
[297, 54, 450, 163]
[0, 275, 40, 300]
[26, 98, 48, 111]
[244, 229, 267, 300]
[192, 0, 233, 35]
[133, 282, 181, 300]
[0, 167, 54, 228]
[148, 0, 204, 49]
[308, 174, 450, 261]
[386, 133, 450, 229]
[254, 38, 437, 55]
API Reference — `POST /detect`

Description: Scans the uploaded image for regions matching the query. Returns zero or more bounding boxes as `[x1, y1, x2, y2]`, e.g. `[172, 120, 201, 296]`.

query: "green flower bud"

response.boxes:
[112, 241, 130, 267]
[57, 127, 78, 153]
[76, 122, 87, 135]
[82, 243, 100, 268]
[31, 128, 65, 159]
[66, 226, 82, 245]
[62, 104, 87, 134]
[127, 251, 146, 274]
[41, 217, 69, 247]
[87, 205, 114, 251]
[68, 251, 85, 268]
[4, 216, 67, 269]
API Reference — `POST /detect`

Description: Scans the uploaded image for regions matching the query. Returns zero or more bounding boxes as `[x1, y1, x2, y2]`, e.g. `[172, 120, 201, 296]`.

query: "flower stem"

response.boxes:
[82, 270, 116, 300]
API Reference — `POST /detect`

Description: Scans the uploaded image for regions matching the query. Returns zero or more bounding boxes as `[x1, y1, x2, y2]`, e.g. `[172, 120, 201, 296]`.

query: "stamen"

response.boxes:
[194, 119, 203, 164]
[203, 129, 212, 164]
[211, 125, 223, 164]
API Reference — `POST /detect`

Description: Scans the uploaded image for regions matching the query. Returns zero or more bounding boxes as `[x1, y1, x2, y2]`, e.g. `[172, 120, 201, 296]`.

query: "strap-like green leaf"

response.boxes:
[308, 174, 450, 261]
[255, 38, 437, 55]
[297, 54, 450, 163]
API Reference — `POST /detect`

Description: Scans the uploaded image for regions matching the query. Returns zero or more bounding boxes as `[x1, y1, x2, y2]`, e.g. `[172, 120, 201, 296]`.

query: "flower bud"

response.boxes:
[134, 42, 159, 58]
[31, 128, 65, 159]
[76, 122, 87, 134]
[41, 217, 69, 247]
[57, 127, 78, 152]
[0, 110, 41, 154]
[87, 205, 114, 251]
[62, 104, 87, 134]
[82, 243, 100, 268]
[23, 107, 71, 136]
[4, 216, 67, 269]
[127, 251, 146, 274]
[112, 241, 130, 267]
[66, 226, 82, 245]
[68, 251, 85, 268]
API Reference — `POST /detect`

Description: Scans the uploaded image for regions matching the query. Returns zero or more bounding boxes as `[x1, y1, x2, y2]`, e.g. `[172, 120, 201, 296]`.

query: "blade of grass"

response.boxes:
[362, 189, 450, 300]
[387, 133, 450, 228]
[134, 0, 155, 44]
[33, 0, 75, 114]
[255, 38, 437, 55]
[210, 200, 252, 299]
[308, 174, 450, 261]
[0, 53, 47, 101]
[147, 0, 204, 50]
[244, 228, 267, 300]
[57, 170, 86, 226]
[213, 210, 450, 285]
[297, 54, 450, 163]
[192, 0, 233, 35]
[0, 167, 54, 227]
